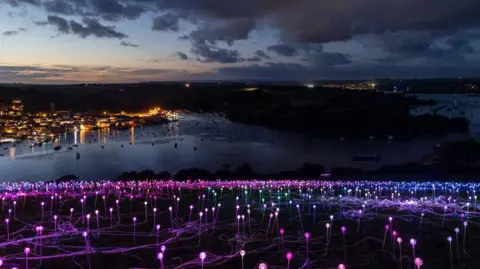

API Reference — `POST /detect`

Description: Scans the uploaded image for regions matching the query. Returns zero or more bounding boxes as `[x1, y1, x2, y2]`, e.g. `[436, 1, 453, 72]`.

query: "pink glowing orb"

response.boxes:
[385, 225, 389, 230]
[199, 252, 207, 261]
[389, 217, 393, 221]
[133, 217, 137, 222]
[454, 228, 460, 233]
[305, 232, 310, 239]
[338, 264, 346, 269]
[447, 236, 452, 242]
[0, 259, 3, 266]
[397, 237, 402, 244]
[341, 226, 346, 233]
[240, 250, 246, 257]
[410, 239, 417, 246]
[326, 223, 330, 229]
[156, 225, 161, 230]
[258, 263, 268, 269]
[82, 231, 87, 237]
[414, 258, 423, 267]
[161, 245, 166, 252]
[286, 252, 293, 260]
[157, 253, 163, 260]
[280, 228, 285, 235]
[24, 247, 30, 254]
[393, 231, 397, 237]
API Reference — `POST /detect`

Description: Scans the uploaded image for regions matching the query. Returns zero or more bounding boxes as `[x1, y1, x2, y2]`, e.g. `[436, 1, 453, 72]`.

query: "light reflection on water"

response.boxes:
[0, 99, 475, 182]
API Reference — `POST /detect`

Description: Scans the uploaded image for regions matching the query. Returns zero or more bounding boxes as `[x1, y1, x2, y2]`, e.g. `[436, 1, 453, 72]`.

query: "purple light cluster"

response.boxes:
[0, 179, 477, 268]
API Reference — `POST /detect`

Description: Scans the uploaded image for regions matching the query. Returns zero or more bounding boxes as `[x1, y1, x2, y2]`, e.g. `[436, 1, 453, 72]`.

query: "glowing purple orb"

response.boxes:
[286, 252, 293, 260]
[199, 252, 207, 261]
[305, 232, 310, 239]
[410, 239, 417, 246]
[258, 263, 268, 269]
[240, 250, 246, 257]
[341, 226, 346, 233]
[24, 247, 30, 254]
[338, 264, 346, 269]
[414, 258, 423, 267]
[157, 253, 163, 260]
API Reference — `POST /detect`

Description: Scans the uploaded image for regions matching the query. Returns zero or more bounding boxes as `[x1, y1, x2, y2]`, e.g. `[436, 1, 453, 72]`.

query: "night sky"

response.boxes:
[1, 0, 480, 83]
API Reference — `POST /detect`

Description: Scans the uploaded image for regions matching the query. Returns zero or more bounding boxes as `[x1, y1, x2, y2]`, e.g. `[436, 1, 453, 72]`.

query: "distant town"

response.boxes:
[0, 98, 178, 143]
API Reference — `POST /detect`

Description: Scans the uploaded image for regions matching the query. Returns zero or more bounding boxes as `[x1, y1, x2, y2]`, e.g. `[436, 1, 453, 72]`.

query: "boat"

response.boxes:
[352, 154, 381, 162]
[54, 146, 62, 151]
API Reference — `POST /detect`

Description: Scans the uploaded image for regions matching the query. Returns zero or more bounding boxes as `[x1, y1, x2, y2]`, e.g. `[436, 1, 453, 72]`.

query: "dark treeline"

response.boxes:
[225, 88, 468, 139]
[117, 163, 326, 181]
[0, 82, 469, 138]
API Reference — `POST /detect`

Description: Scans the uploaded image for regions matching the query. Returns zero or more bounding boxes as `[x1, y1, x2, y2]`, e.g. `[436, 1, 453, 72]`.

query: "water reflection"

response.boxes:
[130, 126, 135, 144]
[80, 130, 86, 145]
[0, 112, 472, 181]
[9, 147, 15, 160]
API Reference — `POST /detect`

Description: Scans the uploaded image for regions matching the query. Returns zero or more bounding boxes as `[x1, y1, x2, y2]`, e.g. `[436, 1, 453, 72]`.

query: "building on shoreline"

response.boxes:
[0, 99, 179, 142]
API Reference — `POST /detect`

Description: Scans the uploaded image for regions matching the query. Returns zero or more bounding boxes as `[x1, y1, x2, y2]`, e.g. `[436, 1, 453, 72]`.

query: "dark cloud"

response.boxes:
[190, 40, 244, 63]
[267, 44, 297, 57]
[120, 41, 139, 47]
[69, 18, 127, 38]
[254, 50, 271, 59]
[152, 13, 181, 31]
[217, 62, 480, 80]
[188, 18, 255, 46]
[247, 56, 262, 62]
[41, 15, 127, 39]
[369, 30, 479, 64]
[34, 20, 49, 26]
[9, 0, 480, 45]
[3, 31, 18, 36]
[175, 52, 189, 60]
[7, 0, 40, 7]
[47, 15, 71, 33]
[0, 64, 181, 83]
[304, 52, 352, 66]
[0, 64, 77, 81]
[2, 27, 27, 37]
[44, 0, 77, 15]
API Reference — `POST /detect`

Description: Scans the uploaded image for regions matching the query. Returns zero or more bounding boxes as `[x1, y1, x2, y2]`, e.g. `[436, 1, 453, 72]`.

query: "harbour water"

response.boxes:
[0, 94, 477, 181]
